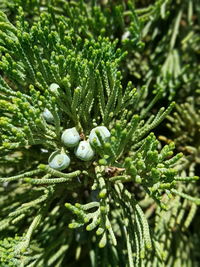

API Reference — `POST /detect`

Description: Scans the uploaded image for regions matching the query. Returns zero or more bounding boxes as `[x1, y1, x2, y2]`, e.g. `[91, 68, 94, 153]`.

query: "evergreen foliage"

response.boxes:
[0, 0, 199, 266]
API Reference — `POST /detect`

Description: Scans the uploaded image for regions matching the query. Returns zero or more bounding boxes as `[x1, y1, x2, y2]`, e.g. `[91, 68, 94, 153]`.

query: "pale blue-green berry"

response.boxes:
[74, 141, 95, 161]
[42, 108, 54, 123]
[61, 127, 80, 147]
[48, 150, 70, 171]
[89, 126, 111, 146]
[49, 83, 60, 94]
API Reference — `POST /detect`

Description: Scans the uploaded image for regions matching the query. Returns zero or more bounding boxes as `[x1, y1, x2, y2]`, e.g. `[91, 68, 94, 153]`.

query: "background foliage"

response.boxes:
[0, 0, 200, 266]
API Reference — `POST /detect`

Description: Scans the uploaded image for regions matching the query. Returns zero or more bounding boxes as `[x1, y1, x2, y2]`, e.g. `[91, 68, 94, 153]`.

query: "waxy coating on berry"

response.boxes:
[61, 127, 81, 148]
[49, 83, 60, 94]
[89, 126, 111, 146]
[48, 150, 70, 171]
[42, 108, 54, 123]
[74, 141, 95, 161]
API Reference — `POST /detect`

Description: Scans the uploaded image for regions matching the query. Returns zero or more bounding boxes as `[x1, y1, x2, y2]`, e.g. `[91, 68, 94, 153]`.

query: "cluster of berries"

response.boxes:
[47, 126, 110, 170]
[42, 83, 110, 171]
